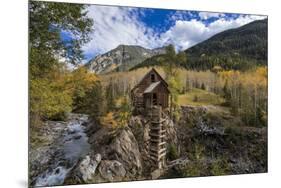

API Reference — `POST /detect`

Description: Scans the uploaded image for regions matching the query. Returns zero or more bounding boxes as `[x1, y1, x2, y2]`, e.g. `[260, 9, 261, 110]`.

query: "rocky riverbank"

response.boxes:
[65, 116, 151, 184]
[63, 113, 178, 184]
[29, 105, 267, 186]
[29, 113, 90, 186]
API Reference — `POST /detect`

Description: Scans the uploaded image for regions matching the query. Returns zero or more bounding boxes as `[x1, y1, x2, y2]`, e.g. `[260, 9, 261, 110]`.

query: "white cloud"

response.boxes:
[169, 10, 197, 22]
[159, 19, 207, 50]
[82, 5, 267, 58]
[82, 5, 161, 57]
[208, 14, 267, 32]
[159, 14, 267, 51]
[198, 12, 225, 20]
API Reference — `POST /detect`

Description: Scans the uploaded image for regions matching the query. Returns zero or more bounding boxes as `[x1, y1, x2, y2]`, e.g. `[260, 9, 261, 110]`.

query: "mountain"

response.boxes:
[129, 54, 168, 71]
[85, 45, 166, 74]
[130, 19, 268, 71]
[184, 19, 268, 70]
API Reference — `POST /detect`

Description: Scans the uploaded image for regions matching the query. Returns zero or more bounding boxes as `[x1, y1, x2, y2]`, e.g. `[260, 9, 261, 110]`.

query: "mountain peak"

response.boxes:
[85, 45, 166, 74]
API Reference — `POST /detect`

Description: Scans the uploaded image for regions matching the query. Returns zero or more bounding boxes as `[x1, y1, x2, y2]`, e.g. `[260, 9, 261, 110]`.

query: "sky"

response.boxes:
[75, 4, 267, 61]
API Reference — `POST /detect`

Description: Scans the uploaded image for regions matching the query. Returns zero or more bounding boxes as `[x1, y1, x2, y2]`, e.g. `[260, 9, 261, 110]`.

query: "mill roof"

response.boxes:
[144, 81, 161, 93]
[131, 68, 168, 93]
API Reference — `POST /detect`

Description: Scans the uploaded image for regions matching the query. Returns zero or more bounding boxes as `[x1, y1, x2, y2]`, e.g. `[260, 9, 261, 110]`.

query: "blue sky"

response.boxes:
[67, 5, 266, 62]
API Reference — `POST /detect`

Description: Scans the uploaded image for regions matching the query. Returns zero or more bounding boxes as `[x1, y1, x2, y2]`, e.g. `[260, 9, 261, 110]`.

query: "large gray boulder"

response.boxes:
[78, 154, 101, 182]
[87, 125, 143, 180]
[107, 127, 142, 178]
[98, 160, 126, 182]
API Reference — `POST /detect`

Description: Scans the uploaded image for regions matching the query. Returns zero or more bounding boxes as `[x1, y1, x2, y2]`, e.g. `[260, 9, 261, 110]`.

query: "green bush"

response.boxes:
[167, 143, 179, 161]
[210, 158, 230, 176]
[182, 161, 208, 177]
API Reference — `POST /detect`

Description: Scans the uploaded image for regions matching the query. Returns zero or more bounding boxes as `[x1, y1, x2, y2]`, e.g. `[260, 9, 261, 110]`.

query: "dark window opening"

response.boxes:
[153, 93, 157, 105]
[151, 74, 155, 82]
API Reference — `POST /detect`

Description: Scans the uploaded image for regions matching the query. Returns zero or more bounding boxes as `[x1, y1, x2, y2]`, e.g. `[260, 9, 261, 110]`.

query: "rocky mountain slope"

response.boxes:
[85, 45, 166, 74]
[86, 19, 267, 73]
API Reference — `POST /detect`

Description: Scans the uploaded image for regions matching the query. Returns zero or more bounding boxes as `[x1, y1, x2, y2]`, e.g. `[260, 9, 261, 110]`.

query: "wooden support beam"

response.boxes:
[149, 132, 166, 138]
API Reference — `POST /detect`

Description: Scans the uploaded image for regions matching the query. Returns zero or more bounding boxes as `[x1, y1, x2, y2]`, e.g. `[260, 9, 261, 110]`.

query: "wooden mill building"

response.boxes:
[131, 68, 170, 170]
[131, 68, 170, 113]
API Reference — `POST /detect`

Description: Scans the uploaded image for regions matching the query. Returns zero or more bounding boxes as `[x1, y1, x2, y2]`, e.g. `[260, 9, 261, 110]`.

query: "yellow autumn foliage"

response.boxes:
[30, 65, 101, 123]
[218, 67, 267, 89]
[64, 66, 99, 95]
[100, 112, 118, 128]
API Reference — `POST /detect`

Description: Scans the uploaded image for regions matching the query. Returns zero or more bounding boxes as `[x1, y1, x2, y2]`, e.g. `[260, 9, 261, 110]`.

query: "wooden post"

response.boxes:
[169, 95, 172, 119]
[149, 106, 166, 169]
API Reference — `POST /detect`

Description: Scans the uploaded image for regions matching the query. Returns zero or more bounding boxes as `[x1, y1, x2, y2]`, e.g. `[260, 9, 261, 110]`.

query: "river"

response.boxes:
[34, 114, 91, 187]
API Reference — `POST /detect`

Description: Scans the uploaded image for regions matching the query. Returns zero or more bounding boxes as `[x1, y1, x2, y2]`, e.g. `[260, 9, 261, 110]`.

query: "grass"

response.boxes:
[178, 88, 225, 106]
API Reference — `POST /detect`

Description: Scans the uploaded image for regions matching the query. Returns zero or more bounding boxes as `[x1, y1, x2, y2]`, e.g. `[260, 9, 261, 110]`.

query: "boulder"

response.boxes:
[196, 117, 225, 136]
[87, 125, 143, 179]
[98, 160, 126, 182]
[109, 128, 142, 178]
[78, 154, 102, 182]
[73, 135, 82, 140]
[129, 115, 150, 156]
[151, 169, 162, 180]
[164, 118, 178, 147]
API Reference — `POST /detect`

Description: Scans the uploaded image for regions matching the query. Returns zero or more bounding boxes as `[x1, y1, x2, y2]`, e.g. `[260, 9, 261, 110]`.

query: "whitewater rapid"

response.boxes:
[35, 114, 90, 187]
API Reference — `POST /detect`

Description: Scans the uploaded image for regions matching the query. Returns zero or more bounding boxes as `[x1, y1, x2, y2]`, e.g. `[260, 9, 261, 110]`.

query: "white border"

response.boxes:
[1, 0, 280, 188]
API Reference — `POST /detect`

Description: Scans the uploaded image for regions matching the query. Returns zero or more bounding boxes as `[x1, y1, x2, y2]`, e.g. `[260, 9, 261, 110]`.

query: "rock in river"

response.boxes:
[78, 154, 102, 182]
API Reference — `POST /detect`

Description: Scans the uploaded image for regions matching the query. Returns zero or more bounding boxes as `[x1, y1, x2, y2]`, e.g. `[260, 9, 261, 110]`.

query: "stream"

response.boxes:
[34, 114, 91, 187]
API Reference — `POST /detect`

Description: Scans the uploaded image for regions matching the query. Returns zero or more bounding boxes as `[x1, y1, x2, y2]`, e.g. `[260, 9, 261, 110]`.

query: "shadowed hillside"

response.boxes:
[184, 19, 268, 70]
[130, 19, 267, 71]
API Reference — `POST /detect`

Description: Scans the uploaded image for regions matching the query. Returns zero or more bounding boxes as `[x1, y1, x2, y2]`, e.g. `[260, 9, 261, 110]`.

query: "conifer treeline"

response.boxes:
[131, 19, 267, 72]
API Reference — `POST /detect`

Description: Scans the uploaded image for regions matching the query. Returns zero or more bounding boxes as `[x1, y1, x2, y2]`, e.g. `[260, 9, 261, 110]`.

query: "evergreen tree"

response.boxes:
[162, 45, 186, 118]
[85, 82, 106, 122]
[201, 83, 206, 90]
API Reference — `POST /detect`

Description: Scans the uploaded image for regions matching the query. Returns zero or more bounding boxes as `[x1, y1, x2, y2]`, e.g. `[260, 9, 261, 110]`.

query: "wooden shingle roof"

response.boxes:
[144, 81, 161, 93]
[131, 68, 168, 93]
